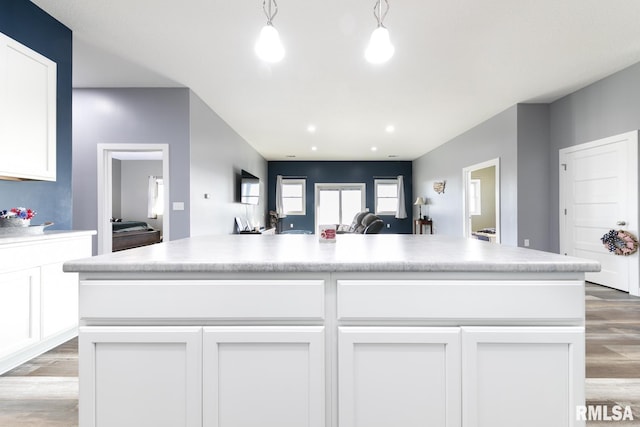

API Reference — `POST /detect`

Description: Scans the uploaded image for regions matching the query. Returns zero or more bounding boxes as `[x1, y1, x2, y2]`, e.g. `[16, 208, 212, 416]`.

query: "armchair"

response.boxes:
[347, 211, 384, 234]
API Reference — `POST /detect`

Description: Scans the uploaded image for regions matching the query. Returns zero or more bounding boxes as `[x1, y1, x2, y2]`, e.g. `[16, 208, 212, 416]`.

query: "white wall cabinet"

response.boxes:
[0, 232, 94, 374]
[0, 31, 56, 181]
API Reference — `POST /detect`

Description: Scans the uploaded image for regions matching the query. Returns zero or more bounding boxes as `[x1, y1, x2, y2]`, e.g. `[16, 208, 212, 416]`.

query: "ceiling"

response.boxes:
[31, 0, 640, 161]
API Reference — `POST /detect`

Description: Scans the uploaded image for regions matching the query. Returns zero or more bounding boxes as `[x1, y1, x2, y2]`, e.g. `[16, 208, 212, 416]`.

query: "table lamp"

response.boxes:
[414, 197, 426, 220]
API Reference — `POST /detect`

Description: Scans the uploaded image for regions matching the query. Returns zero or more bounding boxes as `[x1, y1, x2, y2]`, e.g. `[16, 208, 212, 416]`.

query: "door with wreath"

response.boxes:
[559, 131, 639, 296]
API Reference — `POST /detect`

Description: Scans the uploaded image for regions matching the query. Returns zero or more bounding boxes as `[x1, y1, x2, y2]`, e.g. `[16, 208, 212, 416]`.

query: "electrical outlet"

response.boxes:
[386, 223, 390, 228]
[524, 239, 530, 247]
[290, 223, 294, 228]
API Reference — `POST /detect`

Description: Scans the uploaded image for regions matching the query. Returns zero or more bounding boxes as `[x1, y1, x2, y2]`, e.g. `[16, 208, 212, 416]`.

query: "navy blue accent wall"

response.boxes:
[0, 1, 73, 229]
[268, 161, 413, 234]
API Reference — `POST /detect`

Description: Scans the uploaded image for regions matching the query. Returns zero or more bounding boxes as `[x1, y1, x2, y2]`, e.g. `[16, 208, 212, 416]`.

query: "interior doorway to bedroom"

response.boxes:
[97, 144, 170, 255]
[462, 158, 501, 243]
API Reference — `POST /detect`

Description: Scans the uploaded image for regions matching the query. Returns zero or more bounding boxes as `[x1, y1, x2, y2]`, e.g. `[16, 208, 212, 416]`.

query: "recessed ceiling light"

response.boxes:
[385, 125, 395, 133]
[371, 147, 378, 152]
[311, 146, 318, 151]
[307, 124, 316, 133]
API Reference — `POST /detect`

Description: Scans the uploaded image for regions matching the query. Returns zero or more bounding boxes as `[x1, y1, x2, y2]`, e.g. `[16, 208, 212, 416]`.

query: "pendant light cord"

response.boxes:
[262, 0, 279, 25]
[373, 0, 390, 28]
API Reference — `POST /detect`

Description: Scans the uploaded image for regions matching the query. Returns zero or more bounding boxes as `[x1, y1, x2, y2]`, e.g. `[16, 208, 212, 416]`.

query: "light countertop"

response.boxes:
[63, 234, 600, 274]
[0, 230, 96, 245]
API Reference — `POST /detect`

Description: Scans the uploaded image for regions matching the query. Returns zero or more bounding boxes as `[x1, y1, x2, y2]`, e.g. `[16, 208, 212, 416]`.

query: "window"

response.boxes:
[375, 179, 399, 215]
[148, 176, 164, 218]
[282, 179, 306, 215]
[315, 184, 366, 230]
[469, 179, 481, 216]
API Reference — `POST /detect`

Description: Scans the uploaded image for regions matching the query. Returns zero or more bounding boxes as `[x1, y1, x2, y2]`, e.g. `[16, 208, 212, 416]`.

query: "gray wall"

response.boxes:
[413, 105, 519, 246]
[73, 88, 191, 253]
[549, 61, 640, 252]
[120, 160, 163, 233]
[189, 91, 268, 235]
[517, 104, 550, 251]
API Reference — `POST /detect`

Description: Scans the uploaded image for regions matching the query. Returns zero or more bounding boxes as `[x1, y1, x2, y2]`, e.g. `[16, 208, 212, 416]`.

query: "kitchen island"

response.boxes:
[64, 234, 600, 427]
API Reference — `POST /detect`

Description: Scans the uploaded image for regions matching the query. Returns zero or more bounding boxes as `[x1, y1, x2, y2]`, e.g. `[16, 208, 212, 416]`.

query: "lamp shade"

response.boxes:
[414, 197, 425, 206]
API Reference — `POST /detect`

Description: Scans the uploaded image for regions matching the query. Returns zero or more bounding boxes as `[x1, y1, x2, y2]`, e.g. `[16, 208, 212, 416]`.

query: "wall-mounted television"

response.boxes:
[240, 170, 260, 205]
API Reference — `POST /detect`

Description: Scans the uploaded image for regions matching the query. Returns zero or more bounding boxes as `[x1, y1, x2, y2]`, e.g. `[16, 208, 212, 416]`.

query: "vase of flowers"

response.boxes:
[0, 207, 37, 228]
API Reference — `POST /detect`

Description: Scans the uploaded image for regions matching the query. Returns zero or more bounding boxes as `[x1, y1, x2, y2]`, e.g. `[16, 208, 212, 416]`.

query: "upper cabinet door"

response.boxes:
[0, 32, 56, 181]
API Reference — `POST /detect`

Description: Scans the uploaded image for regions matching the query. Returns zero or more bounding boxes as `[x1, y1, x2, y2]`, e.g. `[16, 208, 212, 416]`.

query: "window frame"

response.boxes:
[314, 183, 366, 233]
[374, 179, 399, 216]
[281, 179, 306, 216]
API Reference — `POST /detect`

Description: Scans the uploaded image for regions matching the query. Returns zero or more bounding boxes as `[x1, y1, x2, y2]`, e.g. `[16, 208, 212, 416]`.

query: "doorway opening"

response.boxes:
[462, 158, 500, 243]
[97, 144, 170, 255]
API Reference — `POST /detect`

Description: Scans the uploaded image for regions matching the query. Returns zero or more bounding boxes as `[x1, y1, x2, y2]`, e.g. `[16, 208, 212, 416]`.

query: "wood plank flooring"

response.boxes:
[0, 339, 77, 426]
[585, 283, 640, 426]
[0, 283, 638, 426]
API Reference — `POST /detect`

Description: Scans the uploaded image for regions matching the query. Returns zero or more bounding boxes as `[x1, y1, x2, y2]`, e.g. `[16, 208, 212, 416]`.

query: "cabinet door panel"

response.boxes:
[41, 263, 78, 338]
[203, 326, 325, 427]
[0, 268, 40, 357]
[0, 32, 56, 181]
[79, 327, 202, 427]
[462, 327, 584, 427]
[339, 327, 461, 427]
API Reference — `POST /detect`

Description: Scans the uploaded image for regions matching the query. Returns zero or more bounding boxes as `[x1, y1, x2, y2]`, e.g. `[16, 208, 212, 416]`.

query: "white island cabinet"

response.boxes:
[0, 231, 94, 374]
[64, 234, 599, 427]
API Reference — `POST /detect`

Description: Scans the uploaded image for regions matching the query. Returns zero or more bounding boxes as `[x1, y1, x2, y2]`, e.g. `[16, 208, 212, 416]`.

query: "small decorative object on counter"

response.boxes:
[318, 224, 336, 243]
[0, 207, 37, 227]
[601, 229, 638, 256]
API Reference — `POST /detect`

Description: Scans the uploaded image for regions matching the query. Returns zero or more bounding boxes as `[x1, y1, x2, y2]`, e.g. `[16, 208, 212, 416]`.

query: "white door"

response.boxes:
[338, 327, 461, 427]
[203, 326, 325, 427]
[559, 131, 639, 295]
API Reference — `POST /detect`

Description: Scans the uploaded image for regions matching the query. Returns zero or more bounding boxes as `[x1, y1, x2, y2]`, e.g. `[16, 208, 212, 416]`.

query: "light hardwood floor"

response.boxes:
[0, 283, 638, 426]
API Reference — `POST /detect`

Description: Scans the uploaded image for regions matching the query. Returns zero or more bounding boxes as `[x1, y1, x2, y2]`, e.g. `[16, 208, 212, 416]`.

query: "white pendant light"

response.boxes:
[255, 0, 285, 63]
[365, 0, 395, 64]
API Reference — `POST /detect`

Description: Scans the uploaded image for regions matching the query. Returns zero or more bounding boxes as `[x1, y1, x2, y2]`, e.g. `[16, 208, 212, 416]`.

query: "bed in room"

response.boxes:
[112, 220, 162, 251]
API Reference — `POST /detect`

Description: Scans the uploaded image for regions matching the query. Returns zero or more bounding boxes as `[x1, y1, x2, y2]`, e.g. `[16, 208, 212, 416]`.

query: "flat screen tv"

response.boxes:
[240, 170, 260, 205]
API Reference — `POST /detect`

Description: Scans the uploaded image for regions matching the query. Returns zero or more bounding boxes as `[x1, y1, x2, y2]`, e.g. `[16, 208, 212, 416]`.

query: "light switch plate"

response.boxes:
[172, 202, 185, 211]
